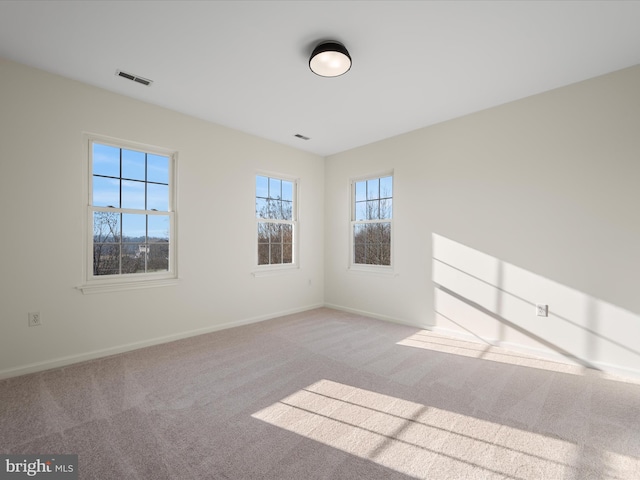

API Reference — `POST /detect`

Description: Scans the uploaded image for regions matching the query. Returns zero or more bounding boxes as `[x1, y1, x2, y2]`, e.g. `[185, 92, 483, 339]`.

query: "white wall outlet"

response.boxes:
[536, 304, 548, 317]
[28, 312, 41, 326]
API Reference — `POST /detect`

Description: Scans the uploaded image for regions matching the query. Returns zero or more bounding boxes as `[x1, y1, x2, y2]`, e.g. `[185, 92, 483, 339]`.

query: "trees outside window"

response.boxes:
[88, 138, 176, 285]
[256, 175, 297, 266]
[352, 174, 393, 267]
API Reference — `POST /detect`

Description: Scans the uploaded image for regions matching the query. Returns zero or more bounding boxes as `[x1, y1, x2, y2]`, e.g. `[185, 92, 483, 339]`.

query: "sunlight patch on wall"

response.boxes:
[431, 233, 640, 377]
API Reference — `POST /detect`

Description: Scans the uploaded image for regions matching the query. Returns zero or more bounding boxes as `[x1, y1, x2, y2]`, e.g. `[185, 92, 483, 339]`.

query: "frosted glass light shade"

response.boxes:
[309, 41, 351, 77]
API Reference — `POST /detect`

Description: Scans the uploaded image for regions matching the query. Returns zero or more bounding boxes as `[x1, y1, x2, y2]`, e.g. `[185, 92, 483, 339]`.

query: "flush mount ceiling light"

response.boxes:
[309, 41, 351, 77]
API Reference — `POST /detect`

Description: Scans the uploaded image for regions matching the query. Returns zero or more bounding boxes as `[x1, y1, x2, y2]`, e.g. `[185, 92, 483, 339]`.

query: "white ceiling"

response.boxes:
[1, 1, 640, 157]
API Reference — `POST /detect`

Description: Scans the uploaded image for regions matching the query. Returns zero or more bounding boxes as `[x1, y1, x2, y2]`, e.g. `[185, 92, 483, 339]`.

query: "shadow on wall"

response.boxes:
[431, 233, 640, 377]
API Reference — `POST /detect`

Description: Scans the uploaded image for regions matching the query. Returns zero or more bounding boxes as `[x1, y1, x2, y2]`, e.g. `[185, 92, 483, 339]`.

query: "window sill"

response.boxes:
[348, 265, 398, 277]
[77, 277, 179, 295]
[252, 264, 299, 277]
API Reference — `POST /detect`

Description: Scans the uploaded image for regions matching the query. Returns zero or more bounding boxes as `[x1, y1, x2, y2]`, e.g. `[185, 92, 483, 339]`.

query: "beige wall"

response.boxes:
[325, 65, 640, 376]
[0, 58, 325, 377]
[2, 56, 639, 379]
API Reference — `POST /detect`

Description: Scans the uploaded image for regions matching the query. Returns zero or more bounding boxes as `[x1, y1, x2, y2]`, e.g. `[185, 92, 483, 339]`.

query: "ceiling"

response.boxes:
[1, 1, 640, 157]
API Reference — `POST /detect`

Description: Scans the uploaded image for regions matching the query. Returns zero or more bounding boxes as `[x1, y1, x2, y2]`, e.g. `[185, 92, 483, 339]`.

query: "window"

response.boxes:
[351, 174, 393, 267]
[256, 175, 297, 267]
[82, 136, 176, 292]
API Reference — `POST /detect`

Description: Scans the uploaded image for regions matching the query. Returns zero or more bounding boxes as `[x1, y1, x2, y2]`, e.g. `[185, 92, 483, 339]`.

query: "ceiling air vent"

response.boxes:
[116, 70, 153, 86]
[294, 134, 310, 140]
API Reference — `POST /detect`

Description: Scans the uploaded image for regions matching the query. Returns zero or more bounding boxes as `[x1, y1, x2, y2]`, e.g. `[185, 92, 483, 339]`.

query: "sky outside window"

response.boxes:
[92, 143, 170, 238]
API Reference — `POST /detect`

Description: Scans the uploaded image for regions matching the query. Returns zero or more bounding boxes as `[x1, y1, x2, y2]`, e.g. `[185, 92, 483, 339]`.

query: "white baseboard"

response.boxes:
[429, 325, 640, 383]
[323, 303, 430, 329]
[0, 303, 324, 380]
[5, 303, 638, 384]
[429, 325, 575, 361]
[323, 306, 640, 382]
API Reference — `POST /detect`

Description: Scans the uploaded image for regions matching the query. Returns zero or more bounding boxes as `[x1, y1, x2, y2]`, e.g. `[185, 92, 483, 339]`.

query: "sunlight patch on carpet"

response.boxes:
[396, 330, 590, 375]
[250, 379, 634, 479]
[397, 330, 640, 386]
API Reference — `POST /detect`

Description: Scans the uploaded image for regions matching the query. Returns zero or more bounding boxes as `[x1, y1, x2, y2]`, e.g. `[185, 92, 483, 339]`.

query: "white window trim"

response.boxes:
[253, 172, 300, 275]
[77, 133, 178, 294]
[348, 170, 394, 274]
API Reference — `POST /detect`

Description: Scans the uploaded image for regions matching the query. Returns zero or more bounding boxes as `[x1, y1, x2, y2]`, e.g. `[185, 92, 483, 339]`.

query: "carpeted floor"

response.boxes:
[1, 307, 639, 479]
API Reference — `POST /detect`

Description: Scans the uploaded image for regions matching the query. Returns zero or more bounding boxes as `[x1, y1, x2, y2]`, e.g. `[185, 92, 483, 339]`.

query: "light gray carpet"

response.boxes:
[1, 308, 639, 479]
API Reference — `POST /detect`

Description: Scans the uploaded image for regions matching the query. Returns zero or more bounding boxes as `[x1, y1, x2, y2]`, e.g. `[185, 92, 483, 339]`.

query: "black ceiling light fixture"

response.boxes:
[309, 41, 351, 77]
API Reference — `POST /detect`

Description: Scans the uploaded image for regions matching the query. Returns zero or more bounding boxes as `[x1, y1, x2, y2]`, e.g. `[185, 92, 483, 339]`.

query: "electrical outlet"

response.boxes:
[536, 304, 548, 317]
[28, 312, 41, 327]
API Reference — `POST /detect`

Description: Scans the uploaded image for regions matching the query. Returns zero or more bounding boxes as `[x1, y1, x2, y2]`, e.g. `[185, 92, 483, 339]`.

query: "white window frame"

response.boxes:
[253, 172, 299, 275]
[349, 171, 394, 273]
[78, 134, 178, 294]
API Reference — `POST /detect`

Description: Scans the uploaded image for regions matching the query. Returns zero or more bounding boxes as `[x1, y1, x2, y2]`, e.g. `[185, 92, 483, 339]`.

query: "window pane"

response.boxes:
[355, 201, 367, 221]
[269, 177, 281, 199]
[256, 198, 268, 218]
[93, 211, 120, 243]
[281, 200, 292, 221]
[366, 244, 380, 264]
[257, 223, 269, 243]
[273, 200, 283, 219]
[354, 224, 365, 244]
[381, 222, 391, 244]
[380, 176, 393, 198]
[92, 143, 120, 177]
[355, 181, 367, 202]
[366, 200, 379, 220]
[367, 179, 379, 200]
[121, 149, 145, 181]
[282, 224, 293, 243]
[256, 175, 269, 198]
[148, 215, 170, 242]
[380, 243, 391, 266]
[283, 244, 293, 264]
[354, 243, 365, 264]
[122, 243, 144, 274]
[380, 198, 393, 219]
[261, 199, 276, 219]
[147, 154, 169, 184]
[93, 243, 120, 275]
[121, 180, 145, 210]
[121, 243, 139, 258]
[269, 223, 282, 243]
[148, 243, 169, 272]
[122, 213, 146, 241]
[258, 244, 269, 265]
[270, 244, 282, 264]
[147, 183, 169, 211]
[369, 224, 383, 244]
[282, 181, 293, 201]
[93, 176, 120, 208]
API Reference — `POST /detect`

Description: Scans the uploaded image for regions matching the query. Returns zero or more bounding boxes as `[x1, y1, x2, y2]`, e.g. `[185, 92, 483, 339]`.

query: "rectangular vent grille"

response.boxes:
[294, 134, 310, 140]
[116, 70, 153, 86]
